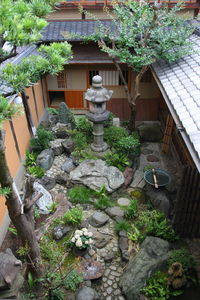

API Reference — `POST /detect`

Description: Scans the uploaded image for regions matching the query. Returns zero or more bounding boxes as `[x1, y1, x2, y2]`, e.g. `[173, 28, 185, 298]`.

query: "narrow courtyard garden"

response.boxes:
[0, 103, 198, 300]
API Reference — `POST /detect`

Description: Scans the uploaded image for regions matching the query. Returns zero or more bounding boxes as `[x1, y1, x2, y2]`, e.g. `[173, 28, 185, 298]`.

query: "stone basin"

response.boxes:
[144, 168, 171, 187]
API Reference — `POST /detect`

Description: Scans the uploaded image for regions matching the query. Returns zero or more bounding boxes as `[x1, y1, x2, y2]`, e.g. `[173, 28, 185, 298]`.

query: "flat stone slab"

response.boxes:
[89, 212, 109, 228]
[117, 198, 130, 207]
[130, 170, 145, 188]
[106, 207, 124, 219]
[69, 159, 124, 193]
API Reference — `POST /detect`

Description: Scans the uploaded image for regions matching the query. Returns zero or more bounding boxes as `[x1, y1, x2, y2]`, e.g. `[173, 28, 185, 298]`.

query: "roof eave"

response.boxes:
[151, 66, 200, 173]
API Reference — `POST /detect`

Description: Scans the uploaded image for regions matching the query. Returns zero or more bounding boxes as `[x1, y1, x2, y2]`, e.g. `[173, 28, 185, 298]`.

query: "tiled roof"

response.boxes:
[152, 32, 200, 171]
[41, 20, 114, 42]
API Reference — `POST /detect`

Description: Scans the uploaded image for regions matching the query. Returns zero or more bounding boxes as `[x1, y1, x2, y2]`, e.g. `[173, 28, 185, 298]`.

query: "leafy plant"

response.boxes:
[68, 186, 93, 204]
[105, 151, 129, 171]
[104, 112, 114, 128]
[168, 249, 195, 273]
[94, 197, 113, 210]
[63, 207, 83, 225]
[141, 271, 171, 300]
[115, 220, 131, 233]
[48, 201, 58, 214]
[124, 198, 138, 219]
[104, 126, 128, 148]
[136, 210, 177, 242]
[64, 270, 83, 291]
[115, 135, 140, 158]
[71, 131, 88, 151]
[40, 238, 63, 264]
[27, 272, 34, 290]
[0, 186, 11, 197]
[28, 166, 45, 178]
[30, 128, 54, 154]
[49, 288, 65, 300]
[127, 225, 140, 243]
[25, 151, 37, 168]
[75, 117, 93, 141]
[8, 227, 17, 236]
[33, 205, 40, 219]
[17, 244, 30, 257]
[0, 96, 21, 128]
[47, 107, 59, 115]
[143, 164, 154, 172]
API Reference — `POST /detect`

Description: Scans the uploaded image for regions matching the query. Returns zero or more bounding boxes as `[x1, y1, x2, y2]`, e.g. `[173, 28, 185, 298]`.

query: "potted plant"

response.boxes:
[71, 228, 93, 256]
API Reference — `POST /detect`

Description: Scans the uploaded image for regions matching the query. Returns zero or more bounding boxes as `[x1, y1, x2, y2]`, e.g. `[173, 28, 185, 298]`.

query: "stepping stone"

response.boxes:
[141, 148, 153, 155]
[105, 207, 124, 220]
[147, 155, 160, 162]
[130, 170, 144, 188]
[89, 212, 109, 228]
[117, 198, 130, 207]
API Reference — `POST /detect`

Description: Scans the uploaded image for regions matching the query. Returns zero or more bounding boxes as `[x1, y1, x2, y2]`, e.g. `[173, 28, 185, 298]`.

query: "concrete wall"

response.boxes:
[0, 80, 46, 246]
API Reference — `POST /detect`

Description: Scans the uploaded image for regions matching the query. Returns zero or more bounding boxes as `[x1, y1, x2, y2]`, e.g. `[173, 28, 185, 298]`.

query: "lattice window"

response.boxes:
[89, 70, 128, 86]
[57, 71, 67, 88]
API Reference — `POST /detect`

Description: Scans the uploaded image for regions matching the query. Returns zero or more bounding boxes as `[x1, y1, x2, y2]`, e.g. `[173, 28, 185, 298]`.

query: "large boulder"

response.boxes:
[119, 236, 170, 300]
[58, 102, 76, 129]
[145, 185, 170, 216]
[69, 159, 124, 193]
[138, 123, 163, 142]
[33, 182, 53, 214]
[36, 149, 54, 170]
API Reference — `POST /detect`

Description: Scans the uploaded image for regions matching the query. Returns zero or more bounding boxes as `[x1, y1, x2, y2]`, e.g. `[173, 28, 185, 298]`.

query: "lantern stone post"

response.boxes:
[85, 75, 113, 152]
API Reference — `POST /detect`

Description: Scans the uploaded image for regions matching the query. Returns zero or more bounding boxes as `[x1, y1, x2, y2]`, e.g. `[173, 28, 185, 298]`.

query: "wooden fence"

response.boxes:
[173, 166, 200, 237]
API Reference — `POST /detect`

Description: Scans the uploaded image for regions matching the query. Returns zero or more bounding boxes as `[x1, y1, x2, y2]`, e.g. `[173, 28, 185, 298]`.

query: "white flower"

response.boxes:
[88, 232, 93, 237]
[75, 234, 80, 240]
[88, 238, 93, 244]
[75, 230, 82, 235]
[85, 241, 89, 245]
[76, 240, 83, 247]
[71, 237, 75, 243]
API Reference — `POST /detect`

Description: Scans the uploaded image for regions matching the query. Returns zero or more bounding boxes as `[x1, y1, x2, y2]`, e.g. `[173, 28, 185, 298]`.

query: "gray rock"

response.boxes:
[36, 149, 54, 170]
[51, 122, 70, 136]
[123, 167, 135, 188]
[138, 123, 163, 142]
[48, 114, 59, 126]
[84, 280, 92, 287]
[38, 176, 56, 190]
[130, 170, 146, 189]
[145, 185, 170, 216]
[141, 148, 153, 155]
[89, 212, 109, 228]
[69, 160, 124, 193]
[50, 139, 64, 156]
[33, 182, 53, 214]
[59, 102, 76, 128]
[0, 248, 22, 291]
[119, 236, 170, 300]
[117, 198, 130, 207]
[53, 225, 71, 240]
[62, 137, 74, 155]
[62, 157, 75, 173]
[118, 237, 129, 262]
[92, 230, 112, 249]
[75, 287, 99, 300]
[105, 207, 124, 220]
[55, 172, 69, 185]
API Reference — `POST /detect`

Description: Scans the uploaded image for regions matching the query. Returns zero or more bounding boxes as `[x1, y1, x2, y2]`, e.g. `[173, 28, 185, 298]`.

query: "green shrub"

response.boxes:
[75, 117, 93, 141]
[50, 289, 65, 300]
[141, 271, 172, 300]
[136, 210, 177, 242]
[104, 126, 128, 148]
[28, 166, 45, 178]
[143, 164, 154, 172]
[25, 151, 37, 167]
[64, 270, 83, 291]
[30, 128, 54, 154]
[63, 207, 83, 225]
[104, 112, 114, 128]
[105, 151, 129, 171]
[115, 220, 131, 232]
[168, 249, 195, 273]
[0, 187, 11, 197]
[94, 196, 113, 210]
[115, 135, 140, 158]
[47, 107, 59, 115]
[127, 225, 140, 242]
[68, 186, 93, 204]
[71, 131, 88, 151]
[124, 198, 138, 219]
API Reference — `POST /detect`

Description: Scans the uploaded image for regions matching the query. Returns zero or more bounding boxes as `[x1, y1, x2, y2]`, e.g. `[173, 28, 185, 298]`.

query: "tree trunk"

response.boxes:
[0, 130, 42, 275]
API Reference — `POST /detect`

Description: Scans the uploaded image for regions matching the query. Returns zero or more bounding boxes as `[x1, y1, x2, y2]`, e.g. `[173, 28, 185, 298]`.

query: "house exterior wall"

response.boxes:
[0, 80, 46, 246]
[47, 9, 82, 20]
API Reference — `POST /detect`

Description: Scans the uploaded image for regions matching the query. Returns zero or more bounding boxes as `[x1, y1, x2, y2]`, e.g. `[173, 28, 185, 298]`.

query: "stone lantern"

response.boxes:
[85, 75, 113, 152]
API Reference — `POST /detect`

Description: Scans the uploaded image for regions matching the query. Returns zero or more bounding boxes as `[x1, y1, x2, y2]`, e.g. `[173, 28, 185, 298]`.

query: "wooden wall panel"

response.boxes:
[34, 82, 45, 120]
[0, 197, 7, 225]
[65, 91, 84, 108]
[25, 87, 38, 127]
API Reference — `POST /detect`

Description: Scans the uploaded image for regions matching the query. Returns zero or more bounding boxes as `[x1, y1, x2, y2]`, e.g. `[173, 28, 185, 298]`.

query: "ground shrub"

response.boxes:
[71, 131, 88, 151]
[104, 151, 129, 171]
[168, 249, 195, 273]
[25, 151, 37, 167]
[115, 220, 131, 232]
[28, 166, 45, 178]
[64, 270, 83, 291]
[63, 207, 83, 225]
[75, 117, 93, 141]
[104, 112, 114, 128]
[68, 186, 93, 204]
[104, 126, 128, 148]
[30, 128, 54, 154]
[124, 198, 138, 219]
[94, 196, 113, 210]
[115, 134, 140, 159]
[136, 210, 177, 242]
